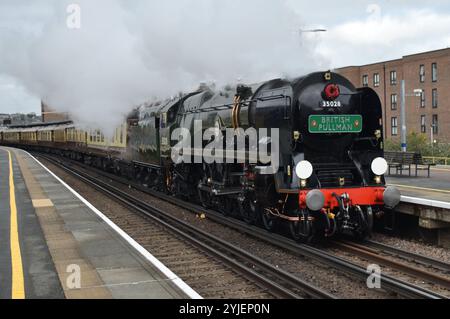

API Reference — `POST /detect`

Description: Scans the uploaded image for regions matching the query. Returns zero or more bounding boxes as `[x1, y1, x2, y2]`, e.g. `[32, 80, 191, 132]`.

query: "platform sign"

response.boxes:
[309, 115, 363, 134]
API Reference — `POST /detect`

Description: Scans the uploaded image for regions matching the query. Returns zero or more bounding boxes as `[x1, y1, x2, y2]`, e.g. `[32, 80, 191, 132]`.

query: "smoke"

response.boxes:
[0, 0, 328, 134]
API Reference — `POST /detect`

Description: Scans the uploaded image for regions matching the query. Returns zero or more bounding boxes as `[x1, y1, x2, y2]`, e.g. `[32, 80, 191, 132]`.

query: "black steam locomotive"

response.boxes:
[1, 71, 401, 241]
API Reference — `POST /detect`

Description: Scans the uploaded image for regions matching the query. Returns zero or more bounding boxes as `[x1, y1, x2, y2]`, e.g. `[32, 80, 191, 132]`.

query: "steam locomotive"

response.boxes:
[0, 71, 401, 241]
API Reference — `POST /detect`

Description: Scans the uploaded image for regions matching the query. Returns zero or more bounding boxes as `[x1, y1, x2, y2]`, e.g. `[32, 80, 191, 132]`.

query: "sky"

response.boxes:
[1, 1, 450, 127]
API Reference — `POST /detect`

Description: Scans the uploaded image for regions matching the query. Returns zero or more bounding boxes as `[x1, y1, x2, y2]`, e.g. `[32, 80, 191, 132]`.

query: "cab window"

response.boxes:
[161, 113, 167, 129]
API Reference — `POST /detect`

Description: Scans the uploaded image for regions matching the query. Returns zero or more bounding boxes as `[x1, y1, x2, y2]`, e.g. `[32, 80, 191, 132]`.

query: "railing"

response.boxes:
[423, 156, 450, 166]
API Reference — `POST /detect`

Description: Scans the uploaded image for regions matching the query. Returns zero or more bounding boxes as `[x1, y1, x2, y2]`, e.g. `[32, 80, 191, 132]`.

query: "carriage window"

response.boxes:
[169, 102, 181, 122]
[161, 113, 167, 128]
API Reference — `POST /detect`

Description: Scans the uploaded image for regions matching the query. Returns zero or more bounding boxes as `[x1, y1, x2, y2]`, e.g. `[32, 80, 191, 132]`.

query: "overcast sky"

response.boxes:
[1, 1, 450, 116]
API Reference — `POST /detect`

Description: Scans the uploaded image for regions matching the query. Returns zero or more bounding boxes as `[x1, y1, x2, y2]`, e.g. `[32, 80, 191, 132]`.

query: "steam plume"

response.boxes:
[0, 0, 328, 134]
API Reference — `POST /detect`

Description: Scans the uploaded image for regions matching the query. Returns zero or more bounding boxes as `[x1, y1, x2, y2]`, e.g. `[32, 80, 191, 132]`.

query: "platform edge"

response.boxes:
[24, 151, 202, 300]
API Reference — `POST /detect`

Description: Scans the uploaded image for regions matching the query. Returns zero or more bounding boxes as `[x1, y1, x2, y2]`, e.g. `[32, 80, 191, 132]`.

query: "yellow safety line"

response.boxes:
[388, 183, 450, 194]
[8, 151, 25, 299]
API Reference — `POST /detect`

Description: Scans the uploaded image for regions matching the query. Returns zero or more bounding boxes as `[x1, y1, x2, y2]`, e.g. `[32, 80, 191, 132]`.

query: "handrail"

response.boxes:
[423, 156, 450, 166]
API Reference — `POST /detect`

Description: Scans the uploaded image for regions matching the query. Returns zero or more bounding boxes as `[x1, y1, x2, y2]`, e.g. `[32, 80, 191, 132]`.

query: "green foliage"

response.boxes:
[406, 131, 429, 154]
[384, 132, 450, 158]
[428, 143, 450, 158]
[384, 139, 400, 152]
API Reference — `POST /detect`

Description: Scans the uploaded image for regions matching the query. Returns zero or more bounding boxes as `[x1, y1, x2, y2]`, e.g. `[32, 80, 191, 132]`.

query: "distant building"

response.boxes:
[41, 100, 70, 123]
[0, 112, 41, 126]
[0, 113, 11, 126]
[336, 48, 450, 143]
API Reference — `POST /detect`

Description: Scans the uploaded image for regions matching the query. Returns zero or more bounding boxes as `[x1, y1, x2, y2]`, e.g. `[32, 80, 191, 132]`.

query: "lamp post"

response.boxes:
[401, 81, 406, 152]
[431, 124, 434, 145]
[299, 29, 327, 33]
[299, 29, 327, 38]
[400, 80, 423, 152]
[431, 124, 437, 157]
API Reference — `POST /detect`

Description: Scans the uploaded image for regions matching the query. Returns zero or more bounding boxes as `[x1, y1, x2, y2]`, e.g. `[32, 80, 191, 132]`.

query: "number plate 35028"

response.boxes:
[320, 100, 342, 108]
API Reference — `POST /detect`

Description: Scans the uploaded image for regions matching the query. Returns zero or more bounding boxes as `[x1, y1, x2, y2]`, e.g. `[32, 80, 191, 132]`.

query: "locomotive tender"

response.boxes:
[0, 71, 401, 241]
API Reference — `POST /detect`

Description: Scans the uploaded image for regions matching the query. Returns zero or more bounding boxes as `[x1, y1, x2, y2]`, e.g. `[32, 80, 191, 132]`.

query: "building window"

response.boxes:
[391, 117, 398, 136]
[391, 94, 398, 110]
[420, 90, 425, 108]
[362, 75, 369, 87]
[390, 71, 397, 85]
[373, 73, 380, 87]
[432, 115, 438, 134]
[432, 89, 438, 108]
[421, 115, 426, 133]
[432, 63, 437, 82]
[419, 64, 425, 83]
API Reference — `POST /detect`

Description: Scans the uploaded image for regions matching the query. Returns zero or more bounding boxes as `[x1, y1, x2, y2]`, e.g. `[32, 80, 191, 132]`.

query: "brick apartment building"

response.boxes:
[337, 48, 449, 143]
[41, 100, 70, 123]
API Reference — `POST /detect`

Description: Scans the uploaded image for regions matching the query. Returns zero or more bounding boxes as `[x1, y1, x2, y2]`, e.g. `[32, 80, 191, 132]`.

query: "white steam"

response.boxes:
[0, 0, 328, 134]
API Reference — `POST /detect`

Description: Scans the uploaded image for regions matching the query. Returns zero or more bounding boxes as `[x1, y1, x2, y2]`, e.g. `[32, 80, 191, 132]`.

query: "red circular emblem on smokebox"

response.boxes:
[324, 84, 340, 100]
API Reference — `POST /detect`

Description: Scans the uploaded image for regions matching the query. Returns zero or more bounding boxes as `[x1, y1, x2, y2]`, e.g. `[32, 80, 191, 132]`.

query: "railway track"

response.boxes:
[333, 240, 450, 289]
[37, 153, 334, 299]
[364, 240, 450, 273]
[35, 152, 448, 299]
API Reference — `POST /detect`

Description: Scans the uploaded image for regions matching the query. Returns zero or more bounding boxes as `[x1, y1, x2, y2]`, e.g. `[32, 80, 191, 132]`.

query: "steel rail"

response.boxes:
[37, 152, 447, 299]
[365, 240, 450, 273]
[40, 154, 335, 299]
[335, 240, 450, 289]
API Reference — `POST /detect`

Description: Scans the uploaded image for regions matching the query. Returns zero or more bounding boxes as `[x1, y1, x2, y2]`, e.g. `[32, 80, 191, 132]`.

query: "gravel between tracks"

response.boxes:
[324, 245, 450, 297]
[371, 233, 450, 264]
[39, 158, 274, 299]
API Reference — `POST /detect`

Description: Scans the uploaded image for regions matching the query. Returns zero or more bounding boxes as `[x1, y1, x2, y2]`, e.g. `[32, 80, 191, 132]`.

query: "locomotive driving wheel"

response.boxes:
[261, 208, 277, 232]
[260, 182, 280, 232]
[217, 197, 234, 216]
[238, 191, 259, 225]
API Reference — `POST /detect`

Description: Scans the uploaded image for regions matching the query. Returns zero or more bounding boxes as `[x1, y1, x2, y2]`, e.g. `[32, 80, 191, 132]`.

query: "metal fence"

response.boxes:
[423, 156, 450, 166]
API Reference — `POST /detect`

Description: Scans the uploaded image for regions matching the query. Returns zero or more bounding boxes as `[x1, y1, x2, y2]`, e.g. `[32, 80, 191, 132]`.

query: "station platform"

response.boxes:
[0, 147, 200, 299]
[386, 167, 450, 247]
[386, 166, 450, 204]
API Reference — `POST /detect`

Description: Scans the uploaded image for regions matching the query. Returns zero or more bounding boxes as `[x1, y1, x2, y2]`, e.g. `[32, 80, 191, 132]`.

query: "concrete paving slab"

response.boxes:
[3, 147, 196, 299]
